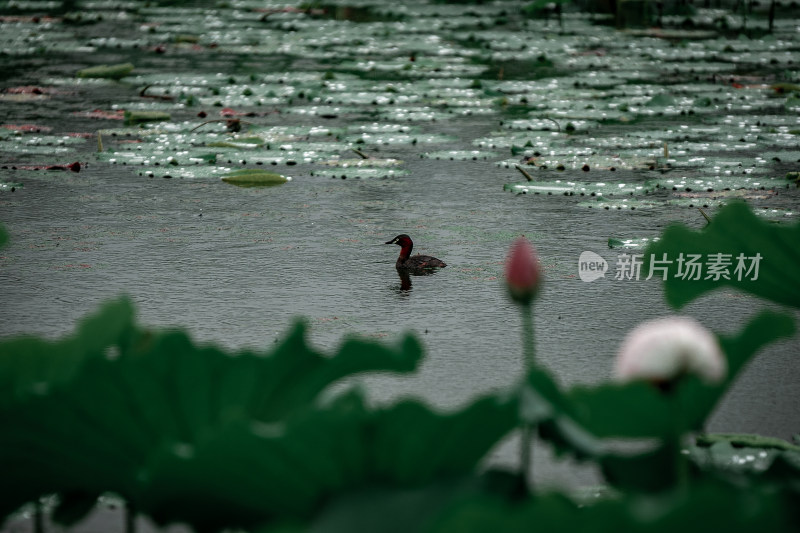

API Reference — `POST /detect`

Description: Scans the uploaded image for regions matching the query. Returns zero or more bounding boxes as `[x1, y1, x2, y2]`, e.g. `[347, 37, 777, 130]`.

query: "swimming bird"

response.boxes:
[385, 234, 447, 272]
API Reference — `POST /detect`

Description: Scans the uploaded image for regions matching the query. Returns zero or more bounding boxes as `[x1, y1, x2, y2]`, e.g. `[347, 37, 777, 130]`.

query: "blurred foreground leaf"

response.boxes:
[644, 202, 800, 310]
[0, 298, 426, 527]
[428, 479, 793, 533]
[0, 298, 136, 408]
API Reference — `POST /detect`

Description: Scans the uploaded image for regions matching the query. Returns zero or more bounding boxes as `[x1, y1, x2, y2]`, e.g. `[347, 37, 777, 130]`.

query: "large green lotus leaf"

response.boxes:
[369, 395, 517, 485]
[566, 382, 673, 439]
[0, 383, 149, 520]
[519, 367, 607, 459]
[297, 482, 474, 533]
[139, 390, 515, 532]
[139, 415, 360, 531]
[600, 443, 680, 493]
[428, 479, 794, 533]
[0, 298, 136, 407]
[643, 202, 800, 309]
[100, 320, 424, 428]
[0, 303, 424, 523]
[425, 493, 591, 533]
[245, 324, 424, 422]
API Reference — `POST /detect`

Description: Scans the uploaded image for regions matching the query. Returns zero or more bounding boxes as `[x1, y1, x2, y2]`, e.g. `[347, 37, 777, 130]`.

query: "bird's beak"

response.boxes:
[385, 239, 394, 244]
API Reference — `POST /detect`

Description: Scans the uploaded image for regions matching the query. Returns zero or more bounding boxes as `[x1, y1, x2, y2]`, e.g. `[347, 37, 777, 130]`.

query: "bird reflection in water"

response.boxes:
[393, 267, 444, 293]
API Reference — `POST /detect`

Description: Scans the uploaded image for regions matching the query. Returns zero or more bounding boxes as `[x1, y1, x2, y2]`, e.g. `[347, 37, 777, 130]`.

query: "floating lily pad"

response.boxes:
[421, 150, 499, 161]
[221, 169, 289, 187]
[345, 132, 456, 145]
[347, 123, 413, 134]
[0, 142, 75, 155]
[761, 151, 800, 164]
[652, 174, 790, 192]
[502, 118, 591, 132]
[317, 158, 403, 168]
[76, 63, 134, 80]
[283, 105, 362, 119]
[0, 181, 22, 192]
[215, 149, 340, 166]
[608, 237, 660, 248]
[98, 147, 217, 166]
[499, 154, 655, 172]
[579, 198, 665, 210]
[505, 179, 654, 196]
[310, 168, 409, 179]
[137, 166, 236, 179]
[473, 132, 562, 150]
[377, 107, 456, 122]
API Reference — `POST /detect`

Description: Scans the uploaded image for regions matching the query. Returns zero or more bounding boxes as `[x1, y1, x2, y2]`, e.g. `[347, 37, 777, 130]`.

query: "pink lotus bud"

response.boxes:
[615, 317, 726, 387]
[505, 236, 542, 305]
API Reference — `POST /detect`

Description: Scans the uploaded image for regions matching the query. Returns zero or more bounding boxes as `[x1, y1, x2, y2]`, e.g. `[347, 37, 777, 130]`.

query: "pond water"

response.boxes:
[0, 0, 799, 499]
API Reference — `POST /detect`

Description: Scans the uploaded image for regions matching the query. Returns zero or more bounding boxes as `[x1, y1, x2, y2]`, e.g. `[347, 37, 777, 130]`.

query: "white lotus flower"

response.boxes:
[614, 317, 726, 385]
